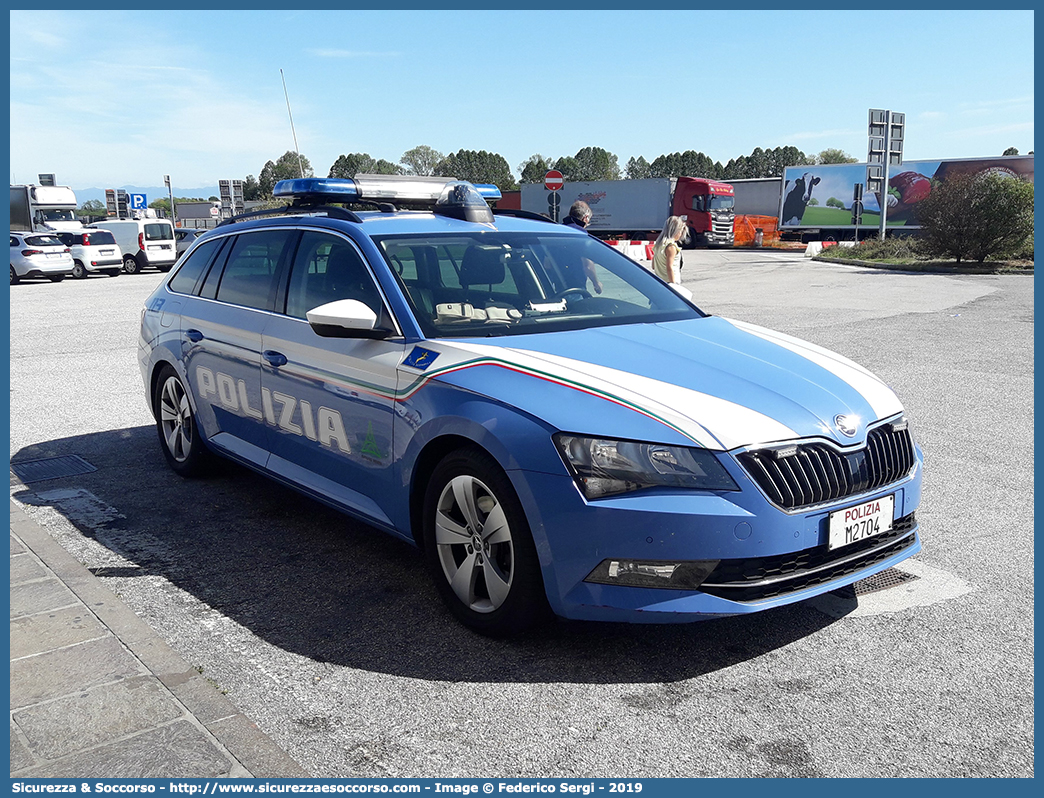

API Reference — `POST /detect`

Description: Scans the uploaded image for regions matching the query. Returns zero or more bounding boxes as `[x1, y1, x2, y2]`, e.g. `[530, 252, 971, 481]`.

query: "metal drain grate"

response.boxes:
[851, 567, 920, 596]
[11, 455, 97, 483]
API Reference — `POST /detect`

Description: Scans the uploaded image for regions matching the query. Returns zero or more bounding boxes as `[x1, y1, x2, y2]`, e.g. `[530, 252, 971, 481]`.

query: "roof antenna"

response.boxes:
[280, 68, 305, 179]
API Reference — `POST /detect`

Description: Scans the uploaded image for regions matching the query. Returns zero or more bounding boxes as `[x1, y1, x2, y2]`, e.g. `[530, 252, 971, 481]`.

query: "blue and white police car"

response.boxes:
[138, 175, 923, 635]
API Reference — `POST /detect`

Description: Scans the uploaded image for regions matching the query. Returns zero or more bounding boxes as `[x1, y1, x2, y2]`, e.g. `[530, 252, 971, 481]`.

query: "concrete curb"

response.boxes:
[10, 499, 307, 778]
[811, 255, 1034, 275]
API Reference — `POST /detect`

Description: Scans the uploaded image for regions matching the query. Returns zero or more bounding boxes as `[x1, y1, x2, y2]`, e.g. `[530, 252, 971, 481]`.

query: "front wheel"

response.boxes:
[422, 448, 551, 636]
[123, 255, 141, 274]
[72, 261, 88, 279]
[154, 366, 212, 477]
[10, 266, 19, 285]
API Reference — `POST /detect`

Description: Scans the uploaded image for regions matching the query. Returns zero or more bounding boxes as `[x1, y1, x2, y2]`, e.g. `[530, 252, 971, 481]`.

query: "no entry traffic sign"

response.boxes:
[544, 170, 564, 191]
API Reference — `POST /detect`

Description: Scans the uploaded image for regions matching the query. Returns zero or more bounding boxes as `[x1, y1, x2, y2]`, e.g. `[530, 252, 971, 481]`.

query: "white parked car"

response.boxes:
[87, 218, 177, 274]
[56, 230, 123, 278]
[10, 231, 74, 284]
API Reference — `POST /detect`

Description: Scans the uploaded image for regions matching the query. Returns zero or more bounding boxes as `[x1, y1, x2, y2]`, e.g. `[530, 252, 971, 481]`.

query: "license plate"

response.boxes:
[46, 253, 62, 259]
[828, 495, 894, 550]
[100, 249, 114, 255]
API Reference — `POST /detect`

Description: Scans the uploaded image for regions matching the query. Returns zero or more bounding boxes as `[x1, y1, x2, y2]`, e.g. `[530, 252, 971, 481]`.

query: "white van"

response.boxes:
[88, 219, 177, 273]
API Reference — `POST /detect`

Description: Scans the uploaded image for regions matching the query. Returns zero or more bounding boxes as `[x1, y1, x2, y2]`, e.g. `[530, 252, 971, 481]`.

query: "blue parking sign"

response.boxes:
[129, 193, 147, 210]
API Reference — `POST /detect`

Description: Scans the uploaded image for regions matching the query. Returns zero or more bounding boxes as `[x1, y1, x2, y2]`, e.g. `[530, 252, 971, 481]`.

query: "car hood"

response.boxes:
[406, 316, 904, 451]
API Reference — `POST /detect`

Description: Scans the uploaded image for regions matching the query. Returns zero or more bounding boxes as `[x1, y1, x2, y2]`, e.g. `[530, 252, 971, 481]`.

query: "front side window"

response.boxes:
[285, 231, 383, 320]
[169, 237, 226, 295]
[377, 232, 702, 339]
[212, 230, 295, 311]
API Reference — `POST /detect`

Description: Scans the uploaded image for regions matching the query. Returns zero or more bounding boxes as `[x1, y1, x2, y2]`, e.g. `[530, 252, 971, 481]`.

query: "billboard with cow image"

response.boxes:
[779, 155, 1034, 228]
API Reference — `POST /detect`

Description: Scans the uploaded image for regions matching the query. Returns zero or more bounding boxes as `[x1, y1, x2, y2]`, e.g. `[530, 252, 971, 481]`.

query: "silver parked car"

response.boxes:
[10, 232, 74, 284]
[175, 228, 209, 258]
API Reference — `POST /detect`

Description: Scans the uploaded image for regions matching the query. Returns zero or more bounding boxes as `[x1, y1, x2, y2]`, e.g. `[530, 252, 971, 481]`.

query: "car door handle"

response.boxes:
[263, 350, 288, 368]
[185, 329, 204, 343]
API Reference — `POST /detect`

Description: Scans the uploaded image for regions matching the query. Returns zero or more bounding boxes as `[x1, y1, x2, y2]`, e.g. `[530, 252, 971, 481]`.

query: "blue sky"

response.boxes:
[9, 9, 1035, 193]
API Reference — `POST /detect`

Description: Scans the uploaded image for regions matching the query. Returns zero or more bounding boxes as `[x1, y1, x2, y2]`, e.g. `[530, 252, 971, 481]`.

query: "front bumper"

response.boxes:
[514, 447, 923, 623]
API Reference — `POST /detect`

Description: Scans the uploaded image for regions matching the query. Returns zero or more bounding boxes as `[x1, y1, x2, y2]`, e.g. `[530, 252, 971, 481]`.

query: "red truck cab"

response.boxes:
[673, 178, 735, 246]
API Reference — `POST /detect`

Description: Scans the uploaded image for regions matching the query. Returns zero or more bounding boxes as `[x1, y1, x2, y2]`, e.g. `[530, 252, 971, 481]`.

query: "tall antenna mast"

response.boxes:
[280, 68, 305, 178]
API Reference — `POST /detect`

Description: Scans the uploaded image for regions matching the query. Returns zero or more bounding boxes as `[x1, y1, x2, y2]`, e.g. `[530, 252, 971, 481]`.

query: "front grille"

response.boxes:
[699, 513, 917, 602]
[737, 424, 915, 510]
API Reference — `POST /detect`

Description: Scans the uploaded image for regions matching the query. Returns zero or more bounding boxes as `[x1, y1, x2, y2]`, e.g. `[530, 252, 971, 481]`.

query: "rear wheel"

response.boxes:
[106, 268, 121, 277]
[422, 447, 551, 636]
[123, 255, 141, 274]
[48, 275, 64, 283]
[154, 365, 212, 477]
[72, 261, 88, 279]
[10, 266, 19, 285]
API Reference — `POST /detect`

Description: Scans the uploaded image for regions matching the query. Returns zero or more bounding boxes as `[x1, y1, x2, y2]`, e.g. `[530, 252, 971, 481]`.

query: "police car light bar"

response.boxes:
[273, 175, 501, 204]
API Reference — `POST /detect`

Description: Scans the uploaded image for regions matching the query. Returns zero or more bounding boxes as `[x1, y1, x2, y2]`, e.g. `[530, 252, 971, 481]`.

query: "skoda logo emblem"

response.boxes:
[835, 414, 859, 438]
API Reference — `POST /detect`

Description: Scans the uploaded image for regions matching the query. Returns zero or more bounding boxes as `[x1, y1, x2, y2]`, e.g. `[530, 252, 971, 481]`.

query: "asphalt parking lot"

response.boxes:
[9, 250, 1034, 777]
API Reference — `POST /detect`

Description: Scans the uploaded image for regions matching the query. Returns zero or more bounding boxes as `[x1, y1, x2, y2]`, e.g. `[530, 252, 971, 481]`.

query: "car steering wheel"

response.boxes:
[554, 287, 592, 301]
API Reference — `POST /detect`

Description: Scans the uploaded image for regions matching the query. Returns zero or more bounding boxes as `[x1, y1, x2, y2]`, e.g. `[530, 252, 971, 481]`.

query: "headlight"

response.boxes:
[554, 434, 740, 499]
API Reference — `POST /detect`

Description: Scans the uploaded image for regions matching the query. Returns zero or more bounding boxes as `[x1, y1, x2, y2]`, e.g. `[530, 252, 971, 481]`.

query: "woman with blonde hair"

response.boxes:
[651, 216, 687, 283]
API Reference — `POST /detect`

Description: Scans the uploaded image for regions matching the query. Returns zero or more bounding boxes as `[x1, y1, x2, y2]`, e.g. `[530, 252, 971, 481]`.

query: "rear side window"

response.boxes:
[86, 231, 116, 246]
[212, 230, 296, 311]
[169, 238, 225, 295]
[144, 223, 173, 241]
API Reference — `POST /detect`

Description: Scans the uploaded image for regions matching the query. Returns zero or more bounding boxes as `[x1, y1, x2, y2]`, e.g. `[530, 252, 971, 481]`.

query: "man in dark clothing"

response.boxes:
[557, 201, 603, 293]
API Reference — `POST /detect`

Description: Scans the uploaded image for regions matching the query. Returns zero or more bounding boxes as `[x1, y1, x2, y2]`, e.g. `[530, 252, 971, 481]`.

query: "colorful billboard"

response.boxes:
[779, 156, 1034, 228]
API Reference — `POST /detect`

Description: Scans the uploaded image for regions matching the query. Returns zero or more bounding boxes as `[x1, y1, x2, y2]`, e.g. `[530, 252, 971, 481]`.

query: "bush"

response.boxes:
[917, 173, 1034, 264]
[826, 236, 924, 261]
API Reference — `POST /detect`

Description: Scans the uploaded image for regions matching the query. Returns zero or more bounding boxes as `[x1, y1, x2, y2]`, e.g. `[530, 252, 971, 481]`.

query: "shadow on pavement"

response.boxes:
[12, 426, 843, 685]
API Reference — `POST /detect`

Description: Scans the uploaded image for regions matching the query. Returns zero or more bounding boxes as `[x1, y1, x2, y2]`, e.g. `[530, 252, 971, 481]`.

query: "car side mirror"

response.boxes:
[306, 299, 394, 339]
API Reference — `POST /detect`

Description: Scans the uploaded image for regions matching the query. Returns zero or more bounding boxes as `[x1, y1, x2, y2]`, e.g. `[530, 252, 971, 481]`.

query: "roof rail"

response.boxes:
[217, 203, 363, 227]
[492, 208, 558, 224]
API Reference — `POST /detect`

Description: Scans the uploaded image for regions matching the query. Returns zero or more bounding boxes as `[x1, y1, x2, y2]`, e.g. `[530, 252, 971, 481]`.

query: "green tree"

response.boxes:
[77, 199, 106, 217]
[807, 198, 819, 206]
[625, 156, 652, 180]
[572, 147, 621, 181]
[243, 175, 260, 201]
[518, 154, 554, 184]
[649, 150, 722, 180]
[400, 145, 443, 176]
[257, 151, 314, 198]
[826, 197, 844, 209]
[552, 156, 580, 182]
[1003, 147, 1019, 156]
[328, 153, 401, 178]
[815, 148, 858, 165]
[917, 173, 1034, 264]
[434, 149, 518, 191]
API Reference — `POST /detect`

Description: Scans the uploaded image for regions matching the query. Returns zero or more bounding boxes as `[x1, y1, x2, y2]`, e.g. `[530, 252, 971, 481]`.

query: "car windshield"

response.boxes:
[708, 195, 735, 210]
[376, 232, 703, 338]
[24, 235, 64, 247]
[39, 209, 76, 221]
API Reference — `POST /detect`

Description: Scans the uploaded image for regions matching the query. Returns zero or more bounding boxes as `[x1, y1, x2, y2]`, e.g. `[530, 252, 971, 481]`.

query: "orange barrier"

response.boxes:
[734, 215, 781, 247]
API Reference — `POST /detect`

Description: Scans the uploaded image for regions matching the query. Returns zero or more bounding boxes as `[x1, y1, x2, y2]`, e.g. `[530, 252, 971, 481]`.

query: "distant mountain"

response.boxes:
[73, 186, 222, 205]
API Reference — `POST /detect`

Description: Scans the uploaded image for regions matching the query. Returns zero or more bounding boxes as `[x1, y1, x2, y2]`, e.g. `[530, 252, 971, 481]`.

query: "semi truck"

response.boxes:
[520, 177, 735, 246]
[731, 155, 1034, 242]
[10, 184, 85, 233]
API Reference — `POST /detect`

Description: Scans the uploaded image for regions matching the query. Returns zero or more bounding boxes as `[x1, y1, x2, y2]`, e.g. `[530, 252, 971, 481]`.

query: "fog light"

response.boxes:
[585, 558, 720, 590]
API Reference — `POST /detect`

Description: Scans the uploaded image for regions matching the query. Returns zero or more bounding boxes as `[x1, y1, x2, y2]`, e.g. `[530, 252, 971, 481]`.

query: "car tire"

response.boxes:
[123, 255, 141, 274]
[72, 261, 88, 279]
[154, 365, 212, 477]
[107, 269, 121, 277]
[158, 263, 173, 273]
[48, 275, 64, 283]
[10, 266, 19, 285]
[422, 447, 552, 636]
